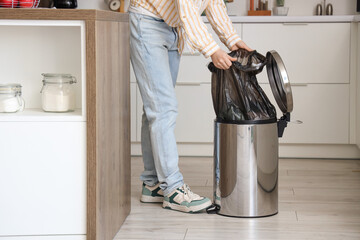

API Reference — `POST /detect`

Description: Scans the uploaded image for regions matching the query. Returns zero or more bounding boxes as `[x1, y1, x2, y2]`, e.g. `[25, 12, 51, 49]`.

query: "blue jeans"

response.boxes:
[129, 12, 184, 196]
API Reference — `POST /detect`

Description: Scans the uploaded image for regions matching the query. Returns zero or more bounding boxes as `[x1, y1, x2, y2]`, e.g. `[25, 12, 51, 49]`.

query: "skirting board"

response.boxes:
[0, 236, 86, 240]
[131, 142, 360, 159]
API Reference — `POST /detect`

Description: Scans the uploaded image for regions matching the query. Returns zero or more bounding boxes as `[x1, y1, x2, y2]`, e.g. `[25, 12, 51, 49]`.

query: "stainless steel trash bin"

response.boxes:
[213, 50, 293, 218]
[214, 120, 279, 217]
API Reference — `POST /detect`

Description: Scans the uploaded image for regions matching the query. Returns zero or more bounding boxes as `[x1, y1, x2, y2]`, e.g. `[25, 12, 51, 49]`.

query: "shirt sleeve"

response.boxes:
[205, 0, 242, 50]
[175, 0, 220, 58]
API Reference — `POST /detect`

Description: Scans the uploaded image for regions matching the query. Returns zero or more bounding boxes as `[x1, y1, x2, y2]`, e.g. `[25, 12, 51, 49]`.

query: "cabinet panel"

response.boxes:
[136, 83, 215, 143]
[130, 62, 136, 83]
[261, 84, 350, 144]
[243, 23, 350, 84]
[136, 85, 142, 141]
[357, 23, 360, 149]
[0, 24, 83, 110]
[175, 84, 215, 143]
[131, 83, 137, 142]
[0, 122, 86, 236]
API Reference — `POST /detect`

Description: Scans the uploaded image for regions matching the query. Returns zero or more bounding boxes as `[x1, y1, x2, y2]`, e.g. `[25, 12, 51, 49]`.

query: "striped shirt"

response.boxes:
[129, 0, 242, 58]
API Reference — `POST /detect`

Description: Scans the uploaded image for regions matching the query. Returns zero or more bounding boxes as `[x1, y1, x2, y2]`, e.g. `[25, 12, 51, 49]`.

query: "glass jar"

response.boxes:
[0, 84, 25, 113]
[41, 73, 77, 113]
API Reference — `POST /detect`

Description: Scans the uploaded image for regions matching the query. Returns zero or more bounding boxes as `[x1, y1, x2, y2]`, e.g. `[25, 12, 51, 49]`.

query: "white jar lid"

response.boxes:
[0, 84, 22, 95]
[42, 73, 77, 84]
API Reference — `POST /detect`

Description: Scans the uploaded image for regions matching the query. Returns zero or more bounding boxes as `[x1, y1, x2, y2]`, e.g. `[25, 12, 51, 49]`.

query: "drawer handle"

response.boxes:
[176, 82, 202, 86]
[282, 23, 309, 26]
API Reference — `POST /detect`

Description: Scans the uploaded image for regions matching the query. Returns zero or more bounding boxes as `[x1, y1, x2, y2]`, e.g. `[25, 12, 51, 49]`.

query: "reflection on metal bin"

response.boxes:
[212, 50, 295, 218]
[214, 120, 279, 217]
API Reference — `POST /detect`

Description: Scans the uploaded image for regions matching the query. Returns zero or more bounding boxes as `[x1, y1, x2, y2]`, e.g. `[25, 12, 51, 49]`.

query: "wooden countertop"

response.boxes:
[0, 8, 128, 22]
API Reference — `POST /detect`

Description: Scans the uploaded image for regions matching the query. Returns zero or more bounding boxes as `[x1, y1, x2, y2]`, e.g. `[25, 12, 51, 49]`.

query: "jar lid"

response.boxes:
[42, 73, 77, 84]
[0, 84, 22, 94]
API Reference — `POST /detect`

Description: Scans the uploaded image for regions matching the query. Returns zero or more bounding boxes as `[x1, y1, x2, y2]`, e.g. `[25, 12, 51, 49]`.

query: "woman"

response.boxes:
[129, 0, 252, 213]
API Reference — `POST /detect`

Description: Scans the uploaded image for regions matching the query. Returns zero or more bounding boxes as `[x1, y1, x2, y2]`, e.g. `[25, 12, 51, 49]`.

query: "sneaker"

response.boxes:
[140, 182, 164, 203]
[163, 184, 212, 213]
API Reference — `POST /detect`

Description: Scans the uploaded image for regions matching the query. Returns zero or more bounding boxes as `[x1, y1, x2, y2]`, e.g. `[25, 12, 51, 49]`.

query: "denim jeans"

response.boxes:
[129, 12, 184, 196]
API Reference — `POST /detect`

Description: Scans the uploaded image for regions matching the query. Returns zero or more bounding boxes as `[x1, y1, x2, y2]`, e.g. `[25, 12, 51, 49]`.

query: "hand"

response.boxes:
[230, 40, 253, 52]
[211, 49, 237, 70]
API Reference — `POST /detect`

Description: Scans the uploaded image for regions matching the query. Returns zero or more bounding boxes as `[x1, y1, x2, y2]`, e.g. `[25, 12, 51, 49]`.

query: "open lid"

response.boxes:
[266, 50, 293, 114]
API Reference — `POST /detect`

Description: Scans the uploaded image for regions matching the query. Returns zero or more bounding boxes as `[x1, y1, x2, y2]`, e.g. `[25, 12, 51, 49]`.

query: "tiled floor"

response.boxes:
[114, 157, 360, 240]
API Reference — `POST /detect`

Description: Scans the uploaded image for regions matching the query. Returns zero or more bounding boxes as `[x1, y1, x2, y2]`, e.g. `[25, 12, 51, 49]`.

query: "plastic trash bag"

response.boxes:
[208, 49, 276, 123]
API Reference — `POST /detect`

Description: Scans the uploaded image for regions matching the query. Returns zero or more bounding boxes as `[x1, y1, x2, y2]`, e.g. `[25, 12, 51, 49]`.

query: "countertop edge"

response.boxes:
[0, 8, 129, 22]
[203, 15, 360, 23]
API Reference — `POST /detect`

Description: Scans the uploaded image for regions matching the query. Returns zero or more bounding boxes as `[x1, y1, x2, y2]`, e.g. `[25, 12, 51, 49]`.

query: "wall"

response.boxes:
[227, 0, 359, 16]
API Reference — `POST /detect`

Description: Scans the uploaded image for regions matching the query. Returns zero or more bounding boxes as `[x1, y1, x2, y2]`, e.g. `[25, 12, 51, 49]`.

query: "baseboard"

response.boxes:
[131, 142, 360, 159]
[0, 236, 86, 240]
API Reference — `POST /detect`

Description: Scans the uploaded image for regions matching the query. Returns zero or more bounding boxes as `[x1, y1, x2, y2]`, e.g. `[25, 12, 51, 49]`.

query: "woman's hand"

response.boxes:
[211, 49, 237, 70]
[230, 40, 253, 52]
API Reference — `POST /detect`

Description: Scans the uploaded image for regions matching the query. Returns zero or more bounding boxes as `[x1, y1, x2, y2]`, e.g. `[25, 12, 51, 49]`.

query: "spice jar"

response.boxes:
[41, 73, 77, 112]
[0, 84, 25, 113]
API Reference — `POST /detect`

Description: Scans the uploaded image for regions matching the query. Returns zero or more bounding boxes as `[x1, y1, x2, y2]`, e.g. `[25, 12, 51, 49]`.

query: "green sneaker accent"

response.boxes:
[167, 192, 180, 205]
[163, 184, 212, 213]
[140, 183, 164, 203]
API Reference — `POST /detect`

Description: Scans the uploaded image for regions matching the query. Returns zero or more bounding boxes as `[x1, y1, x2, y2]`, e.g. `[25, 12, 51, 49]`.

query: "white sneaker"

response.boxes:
[163, 184, 212, 213]
[140, 182, 164, 203]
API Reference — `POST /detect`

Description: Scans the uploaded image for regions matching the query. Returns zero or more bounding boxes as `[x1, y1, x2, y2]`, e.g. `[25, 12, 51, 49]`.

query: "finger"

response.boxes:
[228, 56, 237, 62]
[215, 62, 224, 69]
[224, 58, 232, 68]
[245, 46, 253, 51]
[242, 44, 253, 52]
[217, 61, 227, 70]
[230, 45, 239, 51]
[220, 64, 228, 70]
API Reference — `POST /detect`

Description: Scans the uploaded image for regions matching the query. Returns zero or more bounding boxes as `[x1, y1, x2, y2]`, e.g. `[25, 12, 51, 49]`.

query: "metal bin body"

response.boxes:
[214, 121, 279, 217]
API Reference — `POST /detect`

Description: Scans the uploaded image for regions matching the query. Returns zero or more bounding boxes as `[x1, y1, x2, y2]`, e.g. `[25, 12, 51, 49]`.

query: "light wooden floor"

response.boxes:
[114, 157, 360, 240]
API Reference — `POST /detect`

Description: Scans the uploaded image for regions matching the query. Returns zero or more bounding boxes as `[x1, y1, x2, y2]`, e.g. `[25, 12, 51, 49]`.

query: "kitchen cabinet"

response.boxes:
[242, 23, 352, 145]
[357, 23, 360, 149]
[0, 9, 130, 240]
[260, 83, 350, 144]
[130, 19, 359, 158]
[0, 122, 86, 236]
[242, 23, 350, 84]
[131, 82, 137, 141]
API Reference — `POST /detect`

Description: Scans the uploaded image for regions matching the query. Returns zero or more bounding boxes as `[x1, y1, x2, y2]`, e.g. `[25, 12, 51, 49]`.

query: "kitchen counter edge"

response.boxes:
[0, 8, 128, 22]
[204, 15, 360, 23]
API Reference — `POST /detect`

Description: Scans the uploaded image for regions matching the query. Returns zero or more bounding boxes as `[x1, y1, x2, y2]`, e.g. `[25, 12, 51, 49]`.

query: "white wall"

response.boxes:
[227, 0, 359, 16]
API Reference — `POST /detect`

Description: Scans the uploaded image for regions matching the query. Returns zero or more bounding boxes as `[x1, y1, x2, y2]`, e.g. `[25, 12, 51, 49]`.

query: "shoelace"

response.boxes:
[181, 184, 200, 201]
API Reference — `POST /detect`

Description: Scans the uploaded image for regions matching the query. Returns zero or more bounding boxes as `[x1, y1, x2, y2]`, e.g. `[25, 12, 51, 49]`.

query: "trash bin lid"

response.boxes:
[266, 50, 293, 114]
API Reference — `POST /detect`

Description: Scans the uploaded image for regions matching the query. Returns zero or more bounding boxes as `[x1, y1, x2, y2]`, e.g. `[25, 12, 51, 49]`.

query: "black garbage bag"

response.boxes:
[208, 49, 276, 123]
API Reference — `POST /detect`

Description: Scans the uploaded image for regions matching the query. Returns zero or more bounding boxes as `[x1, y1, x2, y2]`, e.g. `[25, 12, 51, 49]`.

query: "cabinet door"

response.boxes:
[357, 23, 360, 149]
[136, 83, 215, 143]
[131, 83, 137, 142]
[0, 122, 86, 236]
[175, 83, 215, 143]
[243, 23, 350, 84]
[260, 84, 350, 144]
